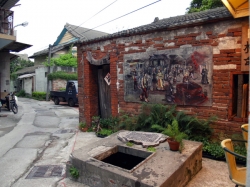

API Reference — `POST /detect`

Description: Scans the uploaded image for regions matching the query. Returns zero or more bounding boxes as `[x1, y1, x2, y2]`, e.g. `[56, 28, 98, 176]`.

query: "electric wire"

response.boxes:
[79, 0, 161, 35]
[72, 0, 119, 32]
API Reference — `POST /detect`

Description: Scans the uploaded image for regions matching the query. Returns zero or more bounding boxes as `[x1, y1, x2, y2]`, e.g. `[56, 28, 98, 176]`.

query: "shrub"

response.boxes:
[48, 71, 77, 80]
[122, 103, 214, 141]
[16, 90, 26, 97]
[59, 87, 66, 91]
[97, 128, 113, 137]
[32, 91, 46, 100]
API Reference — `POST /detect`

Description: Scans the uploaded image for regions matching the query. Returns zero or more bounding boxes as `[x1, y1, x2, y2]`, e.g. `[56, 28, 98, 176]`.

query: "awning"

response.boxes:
[0, 0, 20, 9]
[221, 0, 249, 18]
[9, 53, 19, 61]
[17, 73, 35, 79]
[3, 41, 32, 52]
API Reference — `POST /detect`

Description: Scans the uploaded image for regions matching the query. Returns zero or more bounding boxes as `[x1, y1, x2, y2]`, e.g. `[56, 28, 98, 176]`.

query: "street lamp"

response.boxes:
[13, 21, 28, 29]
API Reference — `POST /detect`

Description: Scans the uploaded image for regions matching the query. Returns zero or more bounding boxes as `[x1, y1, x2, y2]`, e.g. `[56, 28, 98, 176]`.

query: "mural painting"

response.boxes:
[123, 46, 213, 106]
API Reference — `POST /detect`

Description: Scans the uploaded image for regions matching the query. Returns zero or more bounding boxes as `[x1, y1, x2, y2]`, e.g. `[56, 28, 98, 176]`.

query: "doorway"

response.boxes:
[97, 64, 111, 118]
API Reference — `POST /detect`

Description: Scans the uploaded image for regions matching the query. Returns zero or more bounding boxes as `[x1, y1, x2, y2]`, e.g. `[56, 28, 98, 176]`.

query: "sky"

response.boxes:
[12, 0, 192, 57]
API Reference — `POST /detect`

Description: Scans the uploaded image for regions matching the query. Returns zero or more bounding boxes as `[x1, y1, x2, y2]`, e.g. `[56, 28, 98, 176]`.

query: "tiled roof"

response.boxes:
[80, 7, 233, 43]
[65, 23, 108, 40]
[29, 23, 108, 58]
[14, 65, 43, 75]
[29, 45, 65, 58]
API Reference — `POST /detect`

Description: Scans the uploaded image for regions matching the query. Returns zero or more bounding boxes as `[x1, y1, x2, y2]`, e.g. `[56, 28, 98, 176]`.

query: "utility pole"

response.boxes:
[46, 44, 52, 101]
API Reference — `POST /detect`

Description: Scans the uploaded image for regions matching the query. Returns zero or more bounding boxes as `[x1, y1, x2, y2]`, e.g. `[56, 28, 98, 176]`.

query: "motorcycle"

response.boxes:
[5, 92, 18, 114]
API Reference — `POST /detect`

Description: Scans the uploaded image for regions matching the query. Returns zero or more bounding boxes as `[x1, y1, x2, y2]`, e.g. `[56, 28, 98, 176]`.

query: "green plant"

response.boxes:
[129, 104, 214, 141]
[203, 142, 225, 159]
[91, 116, 120, 135]
[69, 166, 79, 179]
[48, 71, 77, 80]
[163, 120, 188, 143]
[16, 90, 26, 97]
[79, 122, 86, 128]
[59, 87, 66, 91]
[118, 112, 138, 131]
[43, 47, 77, 67]
[32, 91, 46, 100]
[97, 128, 113, 136]
[147, 146, 156, 152]
[126, 142, 134, 147]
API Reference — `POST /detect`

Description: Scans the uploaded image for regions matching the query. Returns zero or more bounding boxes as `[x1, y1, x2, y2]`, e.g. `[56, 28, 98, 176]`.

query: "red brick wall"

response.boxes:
[78, 18, 249, 136]
[52, 79, 67, 91]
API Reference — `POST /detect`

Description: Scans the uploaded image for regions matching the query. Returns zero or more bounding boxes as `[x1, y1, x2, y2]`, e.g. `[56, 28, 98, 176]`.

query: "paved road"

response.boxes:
[0, 98, 91, 187]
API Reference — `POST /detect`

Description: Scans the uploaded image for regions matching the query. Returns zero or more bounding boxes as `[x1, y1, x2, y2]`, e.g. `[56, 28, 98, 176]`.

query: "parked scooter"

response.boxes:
[2, 92, 18, 114]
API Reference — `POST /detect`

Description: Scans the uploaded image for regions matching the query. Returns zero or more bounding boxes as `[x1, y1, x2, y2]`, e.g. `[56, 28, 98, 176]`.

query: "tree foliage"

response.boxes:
[10, 58, 34, 74]
[48, 71, 77, 80]
[186, 0, 224, 13]
[43, 47, 77, 67]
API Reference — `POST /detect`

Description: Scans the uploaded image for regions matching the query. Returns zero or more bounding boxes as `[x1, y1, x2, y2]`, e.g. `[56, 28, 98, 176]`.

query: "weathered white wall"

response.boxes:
[35, 66, 48, 92]
[23, 77, 33, 95]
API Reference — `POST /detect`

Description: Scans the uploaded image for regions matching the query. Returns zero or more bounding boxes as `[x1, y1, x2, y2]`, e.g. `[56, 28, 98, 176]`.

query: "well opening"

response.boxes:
[93, 145, 154, 172]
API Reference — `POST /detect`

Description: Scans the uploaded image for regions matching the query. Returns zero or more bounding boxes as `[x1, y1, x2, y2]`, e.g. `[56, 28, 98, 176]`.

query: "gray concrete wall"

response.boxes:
[0, 52, 10, 98]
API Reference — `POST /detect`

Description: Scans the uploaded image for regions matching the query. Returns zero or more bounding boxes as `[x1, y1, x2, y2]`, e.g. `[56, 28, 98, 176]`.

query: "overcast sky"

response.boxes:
[12, 0, 192, 57]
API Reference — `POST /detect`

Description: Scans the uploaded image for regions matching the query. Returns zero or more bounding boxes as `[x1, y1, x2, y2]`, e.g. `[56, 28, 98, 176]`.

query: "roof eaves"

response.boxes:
[53, 28, 68, 46]
[79, 7, 233, 45]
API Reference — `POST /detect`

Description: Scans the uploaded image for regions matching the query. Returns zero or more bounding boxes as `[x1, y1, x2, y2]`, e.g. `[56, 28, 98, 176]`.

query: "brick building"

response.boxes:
[77, 7, 249, 136]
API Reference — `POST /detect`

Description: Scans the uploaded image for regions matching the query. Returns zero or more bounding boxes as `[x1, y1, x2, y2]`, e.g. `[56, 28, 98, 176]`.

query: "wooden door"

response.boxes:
[98, 65, 111, 118]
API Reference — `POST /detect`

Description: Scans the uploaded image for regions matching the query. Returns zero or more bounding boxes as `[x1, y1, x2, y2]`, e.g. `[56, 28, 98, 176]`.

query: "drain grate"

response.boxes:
[66, 117, 78, 119]
[26, 165, 63, 179]
[54, 129, 75, 134]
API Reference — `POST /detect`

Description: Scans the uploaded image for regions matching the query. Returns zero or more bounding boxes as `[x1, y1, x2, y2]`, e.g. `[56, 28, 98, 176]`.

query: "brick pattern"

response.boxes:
[52, 79, 67, 91]
[77, 20, 249, 137]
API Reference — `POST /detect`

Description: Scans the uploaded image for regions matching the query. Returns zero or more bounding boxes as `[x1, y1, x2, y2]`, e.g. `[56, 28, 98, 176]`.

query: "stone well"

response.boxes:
[66, 131, 202, 187]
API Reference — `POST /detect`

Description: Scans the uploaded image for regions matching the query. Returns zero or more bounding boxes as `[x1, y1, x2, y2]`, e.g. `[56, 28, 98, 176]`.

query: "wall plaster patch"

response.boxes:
[213, 64, 237, 70]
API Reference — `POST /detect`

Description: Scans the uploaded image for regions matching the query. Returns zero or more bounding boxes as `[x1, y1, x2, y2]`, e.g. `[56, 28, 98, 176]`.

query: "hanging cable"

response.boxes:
[72, 0, 119, 32]
[80, 0, 161, 35]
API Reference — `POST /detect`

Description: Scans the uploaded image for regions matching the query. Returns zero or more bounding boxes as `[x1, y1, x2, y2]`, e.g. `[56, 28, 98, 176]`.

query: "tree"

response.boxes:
[43, 46, 77, 68]
[10, 58, 34, 74]
[186, 0, 224, 13]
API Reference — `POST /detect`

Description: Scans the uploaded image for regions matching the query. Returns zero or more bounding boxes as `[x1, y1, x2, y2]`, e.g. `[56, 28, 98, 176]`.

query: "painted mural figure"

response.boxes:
[139, 73, 149, 102]
[201, 66, 209, 84]
[156, 69, 164, 90]
[173, 66, 178, 84]
[164, 76, 174, 102]
[183, 72, 189, 83]
[124, 48, 212, 106]
[152, 68, 158, 91]
[189, 66, 196, 80]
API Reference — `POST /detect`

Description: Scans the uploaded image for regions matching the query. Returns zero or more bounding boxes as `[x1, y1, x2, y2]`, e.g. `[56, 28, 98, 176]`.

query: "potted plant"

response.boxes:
[79, 122, 87, 132]
[163, 119, 188, 152]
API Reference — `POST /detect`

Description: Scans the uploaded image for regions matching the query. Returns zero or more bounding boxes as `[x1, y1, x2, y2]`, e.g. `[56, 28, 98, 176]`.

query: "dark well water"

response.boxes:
[101, 152, 145, 170]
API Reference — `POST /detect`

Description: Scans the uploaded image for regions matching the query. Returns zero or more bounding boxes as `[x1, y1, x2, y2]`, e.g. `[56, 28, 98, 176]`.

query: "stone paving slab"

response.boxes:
[117, 131, 167, 147]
